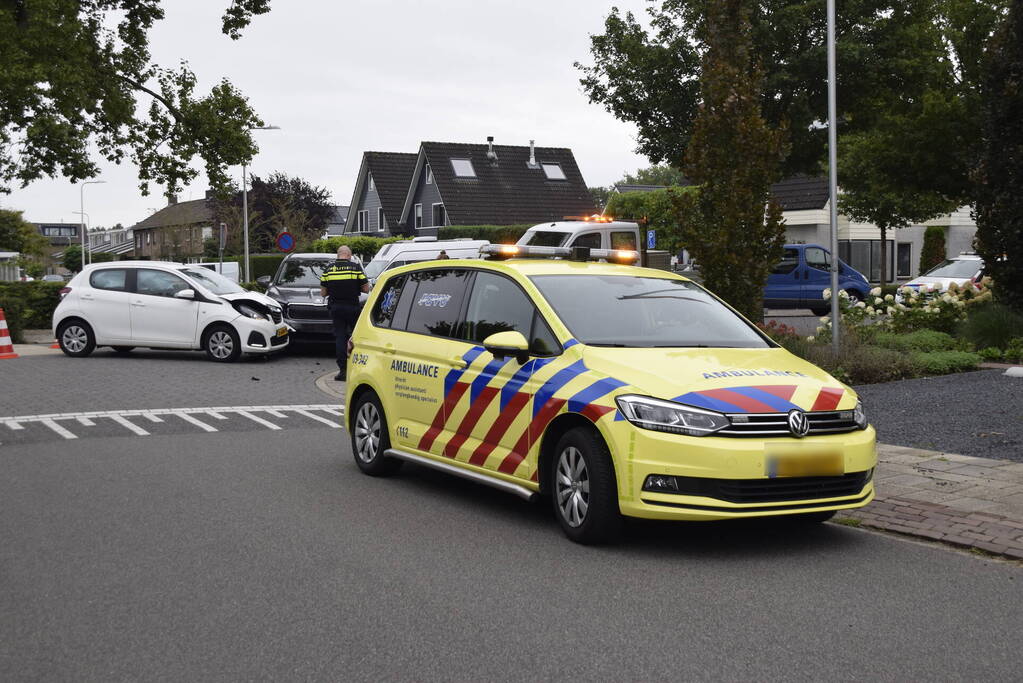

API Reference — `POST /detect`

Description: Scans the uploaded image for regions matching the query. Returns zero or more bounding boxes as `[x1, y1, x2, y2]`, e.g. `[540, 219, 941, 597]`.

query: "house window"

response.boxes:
[541, 162, 567, 180]
[356, 210, 369, 232]
[377, 207, 385, 231]
[414, 204, 423, 229]
[897, 242, 912, 277]
[838, 239, 895, 282]
[432, 204, 446, 227]
[425, 164, 433, 184]
[450, 159, 476, 178]
[368, 175, 375, 192]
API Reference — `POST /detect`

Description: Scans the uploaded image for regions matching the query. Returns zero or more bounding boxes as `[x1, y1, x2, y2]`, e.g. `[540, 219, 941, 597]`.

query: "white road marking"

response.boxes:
[205, 410, 228, 420]
[4, 421, 24, 430]
[108, 415, 149, 436]
[235, 410, 281, 431]
[263, 409, 288, 418]
[142, 413, 164, 423]
[294, 409, 341, 429]
[175, 412, 218, 433]
[40, 419, 76, 440]
[77, 417, 95, 426]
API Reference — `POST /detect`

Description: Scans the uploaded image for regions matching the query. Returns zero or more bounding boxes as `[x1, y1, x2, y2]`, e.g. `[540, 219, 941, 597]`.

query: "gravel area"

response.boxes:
[855, 369, 1023, 462]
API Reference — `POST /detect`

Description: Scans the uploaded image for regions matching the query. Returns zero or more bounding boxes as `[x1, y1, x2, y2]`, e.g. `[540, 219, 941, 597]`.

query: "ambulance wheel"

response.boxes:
[550, 426, 622, 545]
[57, 319, 95, 358]
[351, 392, 402, 477]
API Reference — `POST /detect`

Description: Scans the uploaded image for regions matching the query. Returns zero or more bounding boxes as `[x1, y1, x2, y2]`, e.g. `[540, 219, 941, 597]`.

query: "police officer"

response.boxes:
[319, 246, 368, 381]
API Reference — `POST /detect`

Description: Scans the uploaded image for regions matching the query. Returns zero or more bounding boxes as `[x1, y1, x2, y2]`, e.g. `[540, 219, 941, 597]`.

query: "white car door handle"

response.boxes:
[131, 301, 145, 307]
[80, 294, 93, 300]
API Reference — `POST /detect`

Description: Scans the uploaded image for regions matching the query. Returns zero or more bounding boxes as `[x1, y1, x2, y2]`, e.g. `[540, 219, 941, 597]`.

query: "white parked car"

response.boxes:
[53, 261, 289, 362]
[902, 253, 986, 293]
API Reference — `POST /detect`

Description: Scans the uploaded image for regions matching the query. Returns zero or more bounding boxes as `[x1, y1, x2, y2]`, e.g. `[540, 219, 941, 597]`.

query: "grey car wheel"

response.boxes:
[349, 392, 402, 476]
[555, 446, 590, 528]
[549, 426, 622, 544]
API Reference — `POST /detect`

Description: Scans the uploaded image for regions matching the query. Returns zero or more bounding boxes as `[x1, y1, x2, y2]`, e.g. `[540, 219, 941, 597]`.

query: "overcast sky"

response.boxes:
[2, 0, 654, 229]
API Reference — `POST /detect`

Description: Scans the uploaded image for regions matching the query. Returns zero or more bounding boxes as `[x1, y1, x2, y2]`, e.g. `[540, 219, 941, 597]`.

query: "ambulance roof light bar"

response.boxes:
[480, 244, 639, 264]
[562, 214, 614, 223]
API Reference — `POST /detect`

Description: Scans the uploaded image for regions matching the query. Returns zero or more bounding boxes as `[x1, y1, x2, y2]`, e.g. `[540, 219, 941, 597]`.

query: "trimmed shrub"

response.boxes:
[0, 296, 26, 343]
[919, 225, 946, 275]
[240, 281, 267, 293]
[911, 350, 981, 375]
[437, 224, 533, 243]
[872, 329, 957, 353]
[1006, 338, 1023, 363]
[0, 281, 64, 337]
[957, 302, 1023, 349]
[778, 337, 918, 385]
[978, 347, 1004, 361]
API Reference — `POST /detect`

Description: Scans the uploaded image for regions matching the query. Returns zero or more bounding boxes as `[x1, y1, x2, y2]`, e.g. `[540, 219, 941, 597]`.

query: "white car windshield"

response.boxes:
[922, 259, 982, 278]
[363, 259, 388, 279]
[522, 231, 569, 247]
[179, 268, 244, 295]
[530, 274, 771, 348]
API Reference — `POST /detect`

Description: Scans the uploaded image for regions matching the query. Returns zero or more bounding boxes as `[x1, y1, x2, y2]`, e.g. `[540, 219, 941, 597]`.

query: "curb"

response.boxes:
[314, 371, 345, 400]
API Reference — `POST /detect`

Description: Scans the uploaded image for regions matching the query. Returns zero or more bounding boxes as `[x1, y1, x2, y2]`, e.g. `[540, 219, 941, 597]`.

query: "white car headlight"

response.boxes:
[235, 303, 268, 320]
[854, 400, 868, 429]
[615, 395, 730, 436]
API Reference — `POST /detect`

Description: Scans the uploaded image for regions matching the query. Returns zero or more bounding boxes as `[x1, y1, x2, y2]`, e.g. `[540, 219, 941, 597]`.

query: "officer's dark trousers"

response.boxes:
[329, 304, 359, 373]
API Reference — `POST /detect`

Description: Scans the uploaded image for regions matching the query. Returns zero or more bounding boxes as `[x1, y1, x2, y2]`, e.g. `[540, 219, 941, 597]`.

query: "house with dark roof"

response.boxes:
[614, 175, 977, 282]
[131, 194, 214, 260]
[343, 139, 596, 237]
[323, 205, 350, 238]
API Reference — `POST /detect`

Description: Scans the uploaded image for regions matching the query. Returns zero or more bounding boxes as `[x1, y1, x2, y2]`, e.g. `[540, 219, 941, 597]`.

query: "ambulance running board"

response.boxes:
[384, 448, 538, 502]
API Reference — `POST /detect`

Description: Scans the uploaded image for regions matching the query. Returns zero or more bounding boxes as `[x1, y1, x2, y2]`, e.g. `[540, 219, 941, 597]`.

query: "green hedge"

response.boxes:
[872, 329, 959, 353]
[436, 225, 533, 243]
[911, 351, 981, 375]
[0, 281, 64, 341]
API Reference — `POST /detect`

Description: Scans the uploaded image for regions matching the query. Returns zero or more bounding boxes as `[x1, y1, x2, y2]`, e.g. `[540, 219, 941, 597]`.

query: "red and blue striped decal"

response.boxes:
[444, 346, 486, 397]
[500, 357, 554, 410]
[532, 360, 588, 417]
[567, 377, 627, 413]
[469, 356, 512, 403]
[811, 387, 844, 411]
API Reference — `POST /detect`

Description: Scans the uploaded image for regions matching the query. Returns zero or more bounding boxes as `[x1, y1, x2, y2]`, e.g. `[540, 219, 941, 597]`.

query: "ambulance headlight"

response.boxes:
[854, 400, 868, 429]
[615, 395, 729, 436]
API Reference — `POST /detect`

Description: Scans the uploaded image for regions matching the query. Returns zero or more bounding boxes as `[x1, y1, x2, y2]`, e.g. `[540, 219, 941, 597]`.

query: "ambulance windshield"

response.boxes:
[531, 275, 771, 349]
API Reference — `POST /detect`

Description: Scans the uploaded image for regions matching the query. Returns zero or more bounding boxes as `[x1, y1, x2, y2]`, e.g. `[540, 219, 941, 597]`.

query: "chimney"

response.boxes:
[526, 139, 539, 169]
[486, 135, 499, 165]
[166, 193, 178, 206]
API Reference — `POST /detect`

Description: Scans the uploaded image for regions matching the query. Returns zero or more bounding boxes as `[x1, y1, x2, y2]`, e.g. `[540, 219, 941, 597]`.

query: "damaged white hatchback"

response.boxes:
[52, 261, 289, 362]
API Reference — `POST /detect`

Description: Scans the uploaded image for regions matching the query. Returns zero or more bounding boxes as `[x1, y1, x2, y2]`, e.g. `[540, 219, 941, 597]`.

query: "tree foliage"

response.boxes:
[669, 0, 787, 322]
[212, 172, 334, 254]
[974, 0, 1023, 311]
[920, 225, 948, 275]
[0, 1, 271, 195]
[618, 164, 688, 187]
[0, 208, 47, 255]
[604, 186, 696, 254]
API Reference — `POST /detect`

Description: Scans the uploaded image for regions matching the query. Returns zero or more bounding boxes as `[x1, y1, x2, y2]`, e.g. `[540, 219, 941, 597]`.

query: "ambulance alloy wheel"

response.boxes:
[550, 426, 623, 545]
[351, 392, 403, 477]
[57, 319, 95, 358]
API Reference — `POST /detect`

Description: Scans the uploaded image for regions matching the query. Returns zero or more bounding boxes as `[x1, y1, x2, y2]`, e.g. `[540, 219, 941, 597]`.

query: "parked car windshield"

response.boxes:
[530, 274, 771, 348]
[522, 231, 569, 247]
[364, 259, 388, 279]
[922, 259, 981, 278]
[276, 259, 332, 287]
[179, 268, 244, 295]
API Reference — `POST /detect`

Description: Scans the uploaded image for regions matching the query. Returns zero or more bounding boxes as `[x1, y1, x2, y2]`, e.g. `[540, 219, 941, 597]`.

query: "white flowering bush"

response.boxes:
[814, 278, 993, 337]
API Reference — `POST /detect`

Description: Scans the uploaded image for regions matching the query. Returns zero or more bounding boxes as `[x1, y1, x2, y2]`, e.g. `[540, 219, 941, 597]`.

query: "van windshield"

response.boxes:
[530, 274, 770, 348]
[522, 231, 569, 247]
[364, 260, 388, 279]
[923, 259, 981, 278]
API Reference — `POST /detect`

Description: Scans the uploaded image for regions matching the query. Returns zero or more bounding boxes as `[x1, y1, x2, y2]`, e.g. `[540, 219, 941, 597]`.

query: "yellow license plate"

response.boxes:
[766, 452, 844, 478]
[276, 327, 288, 337]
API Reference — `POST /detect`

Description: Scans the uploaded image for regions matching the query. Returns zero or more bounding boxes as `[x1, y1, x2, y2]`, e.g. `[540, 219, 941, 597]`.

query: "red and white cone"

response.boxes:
[0, 308, 18, 359]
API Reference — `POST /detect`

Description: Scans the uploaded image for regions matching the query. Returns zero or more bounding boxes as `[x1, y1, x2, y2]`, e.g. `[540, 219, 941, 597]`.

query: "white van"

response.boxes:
[362, 237, 491, 284]
[516, 219, 642, 252]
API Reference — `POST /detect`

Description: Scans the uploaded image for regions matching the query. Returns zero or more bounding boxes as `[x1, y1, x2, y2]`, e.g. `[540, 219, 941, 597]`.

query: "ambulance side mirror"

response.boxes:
[483, 331, 530, 365]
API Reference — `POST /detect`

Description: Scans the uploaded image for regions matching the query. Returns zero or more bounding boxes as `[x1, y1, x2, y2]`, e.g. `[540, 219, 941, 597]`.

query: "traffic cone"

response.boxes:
[0, 308, 18, 359]
[50, 339, 60, 349]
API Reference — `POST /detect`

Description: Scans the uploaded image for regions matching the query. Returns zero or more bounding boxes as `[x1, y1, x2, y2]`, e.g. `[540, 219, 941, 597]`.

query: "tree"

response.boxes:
[0, 1, 270, 196]
[62, 245, 83, 273]
[618, 164, 688, 187]
[670, 0, 787, 322]
[213, 172, 334, 253]
[0, 208, 47, 255]
[588, 186, 612, 211]
[604, 186, 696, 254]
[973, 0, 1023, 311]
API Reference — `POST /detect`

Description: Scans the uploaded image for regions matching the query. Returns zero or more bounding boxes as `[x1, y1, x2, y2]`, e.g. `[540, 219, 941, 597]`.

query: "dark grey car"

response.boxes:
[259, 254, 335, 341]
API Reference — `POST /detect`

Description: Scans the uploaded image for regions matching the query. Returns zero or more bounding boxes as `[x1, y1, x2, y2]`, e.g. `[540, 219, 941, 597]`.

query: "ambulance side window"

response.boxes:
[370, 275, 407, 328]
[462, 271, 559, 356]
[404, 268, 472, 338]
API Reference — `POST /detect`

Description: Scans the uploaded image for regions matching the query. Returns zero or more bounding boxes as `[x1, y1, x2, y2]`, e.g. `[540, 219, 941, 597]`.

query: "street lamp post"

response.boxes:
[827, 0, 841, 354]
[242, 125, 281, 282]
[79, 180, 106, 270]
[72, 211, 90, 262]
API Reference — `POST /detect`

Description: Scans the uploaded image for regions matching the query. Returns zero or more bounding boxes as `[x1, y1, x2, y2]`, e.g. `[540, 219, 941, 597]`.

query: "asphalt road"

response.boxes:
[2, 426, 1021, 681]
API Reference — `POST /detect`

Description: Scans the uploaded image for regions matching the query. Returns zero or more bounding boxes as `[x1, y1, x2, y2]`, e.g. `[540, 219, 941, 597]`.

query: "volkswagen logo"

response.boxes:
[787, 409, 810, 438]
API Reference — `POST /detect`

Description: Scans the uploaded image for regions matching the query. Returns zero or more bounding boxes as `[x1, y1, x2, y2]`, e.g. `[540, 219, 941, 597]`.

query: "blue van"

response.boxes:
[764, 244, 870, 314]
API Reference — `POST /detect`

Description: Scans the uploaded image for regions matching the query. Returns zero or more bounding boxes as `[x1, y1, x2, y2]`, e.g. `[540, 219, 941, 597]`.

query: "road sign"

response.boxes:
[647, 229, 656, 249]
[276, 232, 295, 252]
[218, 222, 227, 250]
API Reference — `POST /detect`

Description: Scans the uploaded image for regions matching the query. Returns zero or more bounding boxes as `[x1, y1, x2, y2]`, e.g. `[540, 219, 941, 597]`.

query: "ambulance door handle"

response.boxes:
[383, 343, 396, 355]
[450, 355, 467, 369]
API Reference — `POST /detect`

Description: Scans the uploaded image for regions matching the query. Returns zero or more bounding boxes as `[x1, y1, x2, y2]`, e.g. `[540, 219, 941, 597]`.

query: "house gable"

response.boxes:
[345, 151, 418, 235]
